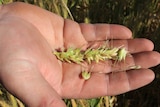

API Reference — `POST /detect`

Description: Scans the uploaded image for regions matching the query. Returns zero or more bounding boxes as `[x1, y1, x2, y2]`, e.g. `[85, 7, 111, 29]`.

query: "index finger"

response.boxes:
[80, 24, 132, 41]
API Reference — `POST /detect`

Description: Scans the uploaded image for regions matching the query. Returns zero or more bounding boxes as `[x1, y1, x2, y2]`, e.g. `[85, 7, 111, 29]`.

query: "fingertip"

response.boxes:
[142, 69, 155, 85]
[148, 69, 155, 82]
[110, 24, 133, 39]
[142, 69, 155, 83]
[128, 38, 154, 53]
[128, 69, 155, 90]
[134, 51, 160, 68]
[139, 38, 154, 51]
[150, 51, 160, 66]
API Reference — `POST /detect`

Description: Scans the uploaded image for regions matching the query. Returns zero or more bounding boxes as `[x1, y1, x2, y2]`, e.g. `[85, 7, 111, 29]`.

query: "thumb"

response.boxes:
[0, 60, 66, 107]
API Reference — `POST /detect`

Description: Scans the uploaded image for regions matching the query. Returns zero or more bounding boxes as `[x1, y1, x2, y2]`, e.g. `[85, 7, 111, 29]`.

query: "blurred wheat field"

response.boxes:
[0, 0, 160, 107]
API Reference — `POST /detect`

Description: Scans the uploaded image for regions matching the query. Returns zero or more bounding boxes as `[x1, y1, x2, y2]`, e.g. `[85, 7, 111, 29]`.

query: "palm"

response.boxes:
[1, 3, 127, 98]
[0, 2, 159, 106]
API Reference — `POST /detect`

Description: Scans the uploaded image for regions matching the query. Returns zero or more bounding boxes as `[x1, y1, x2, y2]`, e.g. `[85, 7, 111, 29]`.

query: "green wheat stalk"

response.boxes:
[53, 46, 127, 65]
[53, 45, 137, 80]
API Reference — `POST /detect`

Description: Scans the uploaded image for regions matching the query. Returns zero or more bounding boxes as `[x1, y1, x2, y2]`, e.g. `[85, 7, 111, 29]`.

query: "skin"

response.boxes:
[0, 2, 160, 107]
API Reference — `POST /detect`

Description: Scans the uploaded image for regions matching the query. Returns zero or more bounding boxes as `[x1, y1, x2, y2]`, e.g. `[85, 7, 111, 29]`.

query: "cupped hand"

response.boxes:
[0, 2, 160, 107]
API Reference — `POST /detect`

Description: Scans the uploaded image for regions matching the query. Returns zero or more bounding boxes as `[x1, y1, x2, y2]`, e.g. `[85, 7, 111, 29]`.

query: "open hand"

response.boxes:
[0, 2, 159, 107]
